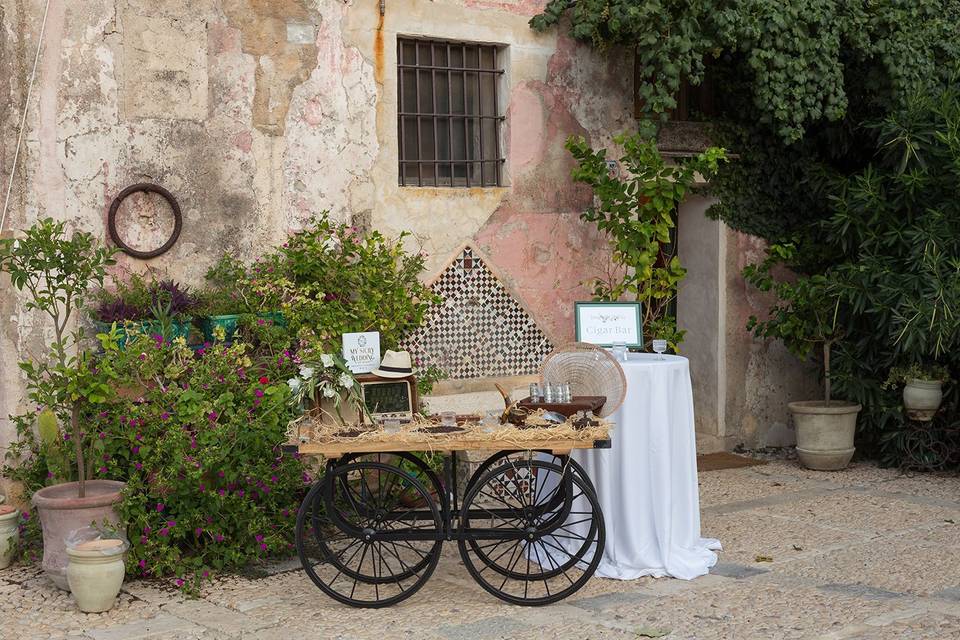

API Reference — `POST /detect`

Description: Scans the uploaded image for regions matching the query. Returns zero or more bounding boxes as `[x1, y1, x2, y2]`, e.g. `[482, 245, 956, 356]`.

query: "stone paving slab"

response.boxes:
[1, 459, 958, 640]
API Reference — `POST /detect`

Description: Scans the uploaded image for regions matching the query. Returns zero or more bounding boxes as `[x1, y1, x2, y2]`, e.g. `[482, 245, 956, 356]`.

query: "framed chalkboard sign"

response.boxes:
[357, 374, 418, 422]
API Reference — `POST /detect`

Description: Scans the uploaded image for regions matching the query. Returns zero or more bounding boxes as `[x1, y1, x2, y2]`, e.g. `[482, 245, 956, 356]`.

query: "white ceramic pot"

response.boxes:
[902, 379, 943, 422]
[66, 539, 126, 613]
[0, 506, 19, 570]
[789, 400, 862, 471]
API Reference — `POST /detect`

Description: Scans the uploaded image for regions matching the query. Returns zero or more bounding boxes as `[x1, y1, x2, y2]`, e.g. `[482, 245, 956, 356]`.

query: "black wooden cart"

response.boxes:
[294, 435, 610, 608]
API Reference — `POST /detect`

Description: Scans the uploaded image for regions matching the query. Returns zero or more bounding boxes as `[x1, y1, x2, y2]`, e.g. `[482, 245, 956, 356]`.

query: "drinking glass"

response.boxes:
[529, 382, 541, 403]
[482, 410, 500, 433]
[544, 382, 555, 403]
[440, 411, 458, 427]
[652, 339, 668, 360]
[611, 341, 628, 363]
[561, 383, 572, 403]
[381, 417, 401, 434]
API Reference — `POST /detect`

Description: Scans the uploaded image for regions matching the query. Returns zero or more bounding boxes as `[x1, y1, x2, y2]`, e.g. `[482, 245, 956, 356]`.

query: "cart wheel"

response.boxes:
[297, 461, 443, 608]
[338, 452, 446, 511]
[458, 459, 604, 606]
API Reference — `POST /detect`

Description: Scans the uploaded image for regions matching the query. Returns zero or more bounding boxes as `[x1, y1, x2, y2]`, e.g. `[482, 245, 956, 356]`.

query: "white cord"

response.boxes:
[0, 0, 52, 232]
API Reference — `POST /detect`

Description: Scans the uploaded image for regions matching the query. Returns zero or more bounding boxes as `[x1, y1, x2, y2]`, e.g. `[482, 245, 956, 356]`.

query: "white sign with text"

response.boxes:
[575, 303, 643, 348]
[342, 332, 381, 374]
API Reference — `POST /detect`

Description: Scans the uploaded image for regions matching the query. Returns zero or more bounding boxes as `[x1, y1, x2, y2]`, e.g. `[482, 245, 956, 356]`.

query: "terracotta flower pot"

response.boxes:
[32, 480, 126, 589]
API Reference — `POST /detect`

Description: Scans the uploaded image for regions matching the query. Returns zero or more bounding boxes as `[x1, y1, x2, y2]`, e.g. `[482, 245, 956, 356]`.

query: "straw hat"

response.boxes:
[372, 350, 414, 378]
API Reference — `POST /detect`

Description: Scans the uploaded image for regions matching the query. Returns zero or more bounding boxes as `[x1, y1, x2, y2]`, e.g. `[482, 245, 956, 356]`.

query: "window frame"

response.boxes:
[397, 37, 505, 188]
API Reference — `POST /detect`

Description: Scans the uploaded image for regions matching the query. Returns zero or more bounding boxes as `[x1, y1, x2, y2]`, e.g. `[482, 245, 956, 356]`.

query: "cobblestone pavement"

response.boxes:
[2, 459, 959, 640]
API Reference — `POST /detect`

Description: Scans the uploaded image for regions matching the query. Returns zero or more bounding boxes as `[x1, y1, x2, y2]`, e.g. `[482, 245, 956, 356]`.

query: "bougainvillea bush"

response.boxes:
[6, 327, 307, 590]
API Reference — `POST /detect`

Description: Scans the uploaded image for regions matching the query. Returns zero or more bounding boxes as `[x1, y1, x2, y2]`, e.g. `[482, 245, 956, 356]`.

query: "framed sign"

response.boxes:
[357, 373, 418, 422]
[342, 332, 381, 374]
[575, 302, 643, 348]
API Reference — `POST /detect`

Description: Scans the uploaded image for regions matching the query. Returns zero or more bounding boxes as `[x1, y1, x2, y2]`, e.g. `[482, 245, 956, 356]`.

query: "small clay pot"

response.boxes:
[66, 538, 127, 613]
[0, 505, 19, 570]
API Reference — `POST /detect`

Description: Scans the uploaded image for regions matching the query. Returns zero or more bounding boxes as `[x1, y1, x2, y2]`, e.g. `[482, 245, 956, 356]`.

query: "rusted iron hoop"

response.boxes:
[108, 182, 182, 259]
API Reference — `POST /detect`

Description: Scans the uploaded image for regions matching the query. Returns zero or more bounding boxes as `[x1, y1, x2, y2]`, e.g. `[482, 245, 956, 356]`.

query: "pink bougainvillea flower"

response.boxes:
[158, 528, 169, 537]
[195, 527, 203, 537]
[218, 470, 225, 477]
[202, 570, 210, 578]
[140, 535, 148, 544]
[218, 489, 226, 497]
[135, 462, 143, 470]
[174, 578, 184, 587]
[207, 411, 219, 422]
[260, 543, 268, 551]
[156, 503, 165, 512]
[131, 446, 140, 455]
[98, 431, 106, 439]
[98, 466, 107, 474]
[254, 389, 264, 398]
[139, 559, 146, 569]
[166, 520, 176, 527]
[237, 490, 245, 498]
[136, 433, 143, 441]
[281, 509, 289, 518]
[198, 484, 205, 493]
[255, 534, 264, 542]
[143, 525, 151, 534]
[259, 376, 269, 385]
[160, 412, 170, 421]
[98, 411, 108, 418]
[215, 533, 224, 542]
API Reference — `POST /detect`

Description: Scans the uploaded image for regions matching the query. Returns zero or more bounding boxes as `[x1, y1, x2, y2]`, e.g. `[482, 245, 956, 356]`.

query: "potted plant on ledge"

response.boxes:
[93, 273, 196, 346]
[744, 243, 862, 470]
[0, 219, 126, 588]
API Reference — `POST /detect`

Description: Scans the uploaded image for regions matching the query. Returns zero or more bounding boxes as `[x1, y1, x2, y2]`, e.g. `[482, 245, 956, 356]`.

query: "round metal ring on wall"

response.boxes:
[107, 183, 182, 259]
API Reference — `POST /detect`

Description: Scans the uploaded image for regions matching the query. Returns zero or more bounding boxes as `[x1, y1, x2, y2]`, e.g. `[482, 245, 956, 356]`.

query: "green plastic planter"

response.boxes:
[200, 314, 241, 343]
[94, 319, 193, 349]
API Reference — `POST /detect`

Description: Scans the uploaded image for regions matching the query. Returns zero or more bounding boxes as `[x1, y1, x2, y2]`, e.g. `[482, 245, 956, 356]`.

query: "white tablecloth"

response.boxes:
[571, 353, 720, 580]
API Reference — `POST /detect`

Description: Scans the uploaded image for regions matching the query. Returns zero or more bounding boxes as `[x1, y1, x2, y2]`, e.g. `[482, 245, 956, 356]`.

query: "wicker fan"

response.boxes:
[539, 342, 626, 418]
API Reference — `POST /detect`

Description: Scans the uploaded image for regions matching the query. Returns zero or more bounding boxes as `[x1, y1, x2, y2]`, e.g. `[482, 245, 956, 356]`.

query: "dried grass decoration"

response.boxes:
[540, 342, 626, 418]
[290, 409, 612, 452]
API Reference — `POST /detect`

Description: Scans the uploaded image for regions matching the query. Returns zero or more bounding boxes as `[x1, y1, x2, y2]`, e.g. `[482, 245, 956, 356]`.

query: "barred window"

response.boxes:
[398, 38, 504, 187]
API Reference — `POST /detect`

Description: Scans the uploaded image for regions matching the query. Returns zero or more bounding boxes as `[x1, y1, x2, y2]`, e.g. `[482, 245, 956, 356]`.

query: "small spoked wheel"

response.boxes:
[466, 450, 596, 497]
[296, 461, 443, 608]
[337, 452, 446, 511]
[458, 459, 604, 606]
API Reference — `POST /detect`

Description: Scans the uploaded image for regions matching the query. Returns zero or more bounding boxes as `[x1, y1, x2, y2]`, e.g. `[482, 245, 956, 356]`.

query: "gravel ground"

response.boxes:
[1, 457, 958, 640]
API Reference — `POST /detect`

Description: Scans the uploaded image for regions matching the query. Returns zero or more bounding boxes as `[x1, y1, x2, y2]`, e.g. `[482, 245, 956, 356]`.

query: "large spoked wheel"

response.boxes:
[296, 461, 443, 608]
[464, 452, 597, 577]
[457, 459, 604, 606]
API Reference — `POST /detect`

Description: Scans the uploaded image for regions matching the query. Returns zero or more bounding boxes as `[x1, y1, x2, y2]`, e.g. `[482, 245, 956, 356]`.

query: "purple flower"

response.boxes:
[156, 503, 165, 512]
[202, 570, 210, 578]
[103, 454, 111, 461]
[260, 543, 268, 551]
[175, 578, 184, 587]
[237, 490, 245, 498]
[198, 483, 205, 492]
[281, 509, 290, 518]
[132, 446, 140, 455]
[98, 411, 108, 418]
[136, 433, 143, 441]
[139, 559, 146, 569]
[208, 411, 219, 422]
[128, 418, 137, 427]
[140, 535, 148, 544]
[98, 431, 106, 439]
[135, 462, 143, 470]
[255, 534, 264, 542]
[270, 475, 278, 484]
[143, 525, 151, 534]
[215, 534, 224, 542]
[160, 412, 170, 421]
[158, 528, 169, 537]
[166, 520, 176, 527]
[195, 527, 203, 537]
[218, 489, 226, 497]
[218, 471, 225, 478]
[98, 466, 107, 474]
[62, 433, 71, 441]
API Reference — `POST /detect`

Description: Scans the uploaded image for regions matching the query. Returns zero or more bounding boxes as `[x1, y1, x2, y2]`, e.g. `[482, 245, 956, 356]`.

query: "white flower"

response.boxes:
[321, 385, 337, 398]
[320, 354, 335, 368]
[298, 365, 315, 379]
[322, 236, 341, 253]
[337, 372, 353, 389]
[287, 378, 301, 392]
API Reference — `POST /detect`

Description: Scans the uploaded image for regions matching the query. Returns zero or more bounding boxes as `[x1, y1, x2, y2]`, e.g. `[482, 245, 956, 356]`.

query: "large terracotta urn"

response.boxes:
[32, 480, 125, 589]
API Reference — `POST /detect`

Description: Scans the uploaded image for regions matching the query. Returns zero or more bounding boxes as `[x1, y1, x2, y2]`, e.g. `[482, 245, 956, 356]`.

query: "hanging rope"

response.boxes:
[0, 0, 52, 233]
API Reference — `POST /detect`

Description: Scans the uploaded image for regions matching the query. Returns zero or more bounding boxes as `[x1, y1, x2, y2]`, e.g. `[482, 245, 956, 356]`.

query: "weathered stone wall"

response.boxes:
[0, 0, 631, 459]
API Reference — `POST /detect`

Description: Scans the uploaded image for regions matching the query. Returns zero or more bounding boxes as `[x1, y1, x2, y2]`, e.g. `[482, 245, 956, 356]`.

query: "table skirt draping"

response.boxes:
[549, 353, 720, 580]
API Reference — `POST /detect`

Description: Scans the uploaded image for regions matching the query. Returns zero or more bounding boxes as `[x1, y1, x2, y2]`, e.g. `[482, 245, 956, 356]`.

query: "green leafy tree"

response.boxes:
[566, 132, 725, 347]
[0, 219, 116, 497]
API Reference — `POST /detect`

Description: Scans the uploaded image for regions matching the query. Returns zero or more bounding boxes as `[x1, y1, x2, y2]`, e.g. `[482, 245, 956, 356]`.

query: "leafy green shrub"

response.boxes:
[256, 214, 439, 354]
[565, 132, 725, 348]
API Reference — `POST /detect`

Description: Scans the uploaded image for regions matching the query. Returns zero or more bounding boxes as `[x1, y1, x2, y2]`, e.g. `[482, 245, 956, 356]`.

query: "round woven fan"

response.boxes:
[539, 342, 626, 418]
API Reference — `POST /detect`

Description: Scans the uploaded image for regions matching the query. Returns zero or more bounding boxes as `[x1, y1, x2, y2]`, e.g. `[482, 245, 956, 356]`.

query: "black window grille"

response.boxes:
[398, 38, 504, 187]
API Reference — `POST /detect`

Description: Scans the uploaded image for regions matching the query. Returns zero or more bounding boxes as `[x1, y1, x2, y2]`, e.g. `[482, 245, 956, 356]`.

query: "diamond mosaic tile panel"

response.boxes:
[403, 246, 554, 379]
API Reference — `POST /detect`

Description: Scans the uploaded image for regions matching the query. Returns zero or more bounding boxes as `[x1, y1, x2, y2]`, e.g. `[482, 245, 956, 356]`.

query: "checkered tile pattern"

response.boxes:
[403, 247, 554, 379]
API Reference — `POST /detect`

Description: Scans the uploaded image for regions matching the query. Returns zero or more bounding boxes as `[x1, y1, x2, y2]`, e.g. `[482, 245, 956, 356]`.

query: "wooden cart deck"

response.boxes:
[296, 436, 611, 459]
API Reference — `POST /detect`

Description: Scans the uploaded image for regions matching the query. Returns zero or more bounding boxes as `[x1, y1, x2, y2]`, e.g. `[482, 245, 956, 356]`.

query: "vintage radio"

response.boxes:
[356, 373, 418, 423]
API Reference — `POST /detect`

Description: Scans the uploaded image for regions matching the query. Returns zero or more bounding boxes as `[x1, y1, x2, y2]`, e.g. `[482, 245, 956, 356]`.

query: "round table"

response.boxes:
[572, 352, 720, 580]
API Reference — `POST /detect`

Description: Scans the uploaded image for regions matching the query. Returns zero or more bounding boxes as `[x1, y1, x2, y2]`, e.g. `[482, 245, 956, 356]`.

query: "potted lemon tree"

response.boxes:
[0, 219, 126, 588]
[745, 243, 862, 470]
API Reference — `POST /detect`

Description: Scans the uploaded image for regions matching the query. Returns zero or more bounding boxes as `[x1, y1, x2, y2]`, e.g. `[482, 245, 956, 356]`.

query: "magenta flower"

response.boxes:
[128, 418, 137, 427]
[166, 520, 176, 527]
[270, 475, 278, 484]
[237, 490, 245, 498]
[139, 559, 146, 569]
[135, 462, 143, 470]
[98, 411, 108, 418]
[98, 466, 107, 474]
[98, 432, 106, 439]
[160, 412, 170, 421]
[158, 528, 169, 537]
[143, 525, 151, 534]
[140, 535, 148, 544]
[175, 578, 184, 587]
[260, 543, 268, 551]
[132, 446, 140, 455]
[202, 570, 210, 578]
[198, 484, 205, 492]
[255, 534, 264, 542]
[215, 534, 224, 542]
[218, 471, 225, 477]
[281, 509, 290, 518]
[208, 411, 219, 422]
[156, 503, 165, 512]
[136, 433, 143, 441]
[254, 388, 264, 398]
